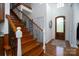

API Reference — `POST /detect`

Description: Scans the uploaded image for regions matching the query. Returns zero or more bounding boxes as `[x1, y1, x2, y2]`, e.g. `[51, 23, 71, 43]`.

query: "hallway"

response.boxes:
[45, 40, 79, 56]
[0, 3, 79, 56]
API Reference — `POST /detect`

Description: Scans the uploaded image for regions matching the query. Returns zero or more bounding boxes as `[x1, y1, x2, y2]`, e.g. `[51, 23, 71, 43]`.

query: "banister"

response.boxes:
[16, 8, 32, 20]
[6, 15, 22, 56]
[11, 3, 21, 10]
[12, 3, 32, 10]
[6, 15, 16, 33]
[15, 8, 43, 32]
[20, 3, 32, 10]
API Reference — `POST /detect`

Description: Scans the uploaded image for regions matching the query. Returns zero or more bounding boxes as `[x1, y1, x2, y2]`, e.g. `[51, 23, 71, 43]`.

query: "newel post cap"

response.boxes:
[16, 27, 22, 39]
[17, 27, 21, 30]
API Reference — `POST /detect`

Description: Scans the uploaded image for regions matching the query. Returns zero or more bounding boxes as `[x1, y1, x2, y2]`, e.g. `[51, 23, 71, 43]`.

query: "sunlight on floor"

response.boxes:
[56, 46, 64, 56]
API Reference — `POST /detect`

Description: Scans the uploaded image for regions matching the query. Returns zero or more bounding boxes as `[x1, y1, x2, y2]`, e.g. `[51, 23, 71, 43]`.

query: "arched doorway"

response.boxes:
[55, 16, 65, 40]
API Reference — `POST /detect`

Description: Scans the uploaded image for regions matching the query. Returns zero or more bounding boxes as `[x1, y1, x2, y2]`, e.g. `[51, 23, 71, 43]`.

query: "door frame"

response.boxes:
[55, 16, 65, 40]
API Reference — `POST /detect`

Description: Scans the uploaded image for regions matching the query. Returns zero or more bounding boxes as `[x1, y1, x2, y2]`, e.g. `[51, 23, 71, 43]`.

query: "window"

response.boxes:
[57, 17, 64, 32]
[57, 3, 64, 8]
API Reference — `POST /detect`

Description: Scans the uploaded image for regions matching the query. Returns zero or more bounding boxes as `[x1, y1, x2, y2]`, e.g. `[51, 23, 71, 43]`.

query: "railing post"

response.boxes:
[43, 29, 46, 53]
[16, 27, 22, 56]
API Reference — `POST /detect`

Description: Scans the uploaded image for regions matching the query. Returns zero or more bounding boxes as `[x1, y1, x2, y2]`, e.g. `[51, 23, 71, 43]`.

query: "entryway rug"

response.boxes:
[51, 40, 66, 47]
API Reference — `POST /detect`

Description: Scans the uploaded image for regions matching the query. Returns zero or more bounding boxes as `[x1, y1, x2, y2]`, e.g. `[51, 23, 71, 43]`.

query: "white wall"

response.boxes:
[45, 3, 74, 46]
[32, 3, 77, 47]
[72, 4, 79, 47]
[45, 3, 78, 47]
[32, 3, 47, 42]
[45, 4, 53, 43]
[0, 3, 10, 34]
[32, 3, 46, 29]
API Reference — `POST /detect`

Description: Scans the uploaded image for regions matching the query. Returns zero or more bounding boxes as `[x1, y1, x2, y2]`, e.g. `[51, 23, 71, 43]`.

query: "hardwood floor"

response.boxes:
[45, 39, 79, 56]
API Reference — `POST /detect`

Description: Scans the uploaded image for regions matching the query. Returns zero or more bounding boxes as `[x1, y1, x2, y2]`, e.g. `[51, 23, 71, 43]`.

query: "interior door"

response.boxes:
[55, 16, 65, 40]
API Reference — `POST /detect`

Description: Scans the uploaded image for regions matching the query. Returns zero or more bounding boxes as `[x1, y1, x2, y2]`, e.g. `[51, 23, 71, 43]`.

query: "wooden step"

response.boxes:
[22, 35, 34, 40]
[24, 45, 43, 56]
[22, 27, 28, 29]
[21, 28, 28, 31]
[15, 24, 24, 26]
[22, 32, 32, 37]
[40, 51, 44, 56]
[12, 20, 20, 23]
[22, 31, 30, 34]
[21, 27, 28, 30]
[22, 34, 32, 38]
[22, 42, 40, 55]
[21, 39, 35, 45]
[22, 32, 30, 34]
[15, 25, 24, 27]
[22, 30, 30, 34]
[22, 39, 37, 48]
[22, 37, 33, 40]
[22, 36, 33, 40]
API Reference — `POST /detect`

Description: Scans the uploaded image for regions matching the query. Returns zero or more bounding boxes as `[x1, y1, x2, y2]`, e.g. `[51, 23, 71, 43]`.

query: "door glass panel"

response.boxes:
[57, 18, 64, 32]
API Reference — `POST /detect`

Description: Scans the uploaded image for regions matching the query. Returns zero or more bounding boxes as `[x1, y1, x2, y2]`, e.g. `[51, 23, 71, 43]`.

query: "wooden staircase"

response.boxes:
[7, 11, 44, 56]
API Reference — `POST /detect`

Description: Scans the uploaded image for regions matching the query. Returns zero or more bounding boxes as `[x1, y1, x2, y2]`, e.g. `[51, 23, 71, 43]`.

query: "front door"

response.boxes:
[55, 16, 65, 40]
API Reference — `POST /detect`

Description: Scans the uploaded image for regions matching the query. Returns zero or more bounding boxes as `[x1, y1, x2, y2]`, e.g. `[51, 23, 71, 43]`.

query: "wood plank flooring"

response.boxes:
[45, 39, 79, 56]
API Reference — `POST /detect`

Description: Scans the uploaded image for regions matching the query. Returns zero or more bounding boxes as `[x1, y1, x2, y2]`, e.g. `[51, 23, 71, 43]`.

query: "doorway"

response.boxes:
[55, 16, 65, 40]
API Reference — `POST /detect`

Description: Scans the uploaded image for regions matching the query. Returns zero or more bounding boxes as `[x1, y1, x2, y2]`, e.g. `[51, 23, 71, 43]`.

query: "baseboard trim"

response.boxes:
[46, 39, 54, 44]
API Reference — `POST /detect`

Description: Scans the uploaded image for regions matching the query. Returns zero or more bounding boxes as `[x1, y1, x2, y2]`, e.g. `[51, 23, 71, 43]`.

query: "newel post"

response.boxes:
[16, 27, 22, 56]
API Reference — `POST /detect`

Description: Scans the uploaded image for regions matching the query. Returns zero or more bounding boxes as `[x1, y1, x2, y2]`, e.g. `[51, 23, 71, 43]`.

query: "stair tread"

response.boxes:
[22, 36, 33, 40]
[4, 45, 11, 50]
[29, 46, 43, 56]
[22, 42, 40, 55]
[22, 34, 33, 38]
[22, 31, 30, 34]
[22, 34, 32, 36]
[21, 30, 28, 32]
[22, 39, 35, 45]
[21, 29, 27, 31]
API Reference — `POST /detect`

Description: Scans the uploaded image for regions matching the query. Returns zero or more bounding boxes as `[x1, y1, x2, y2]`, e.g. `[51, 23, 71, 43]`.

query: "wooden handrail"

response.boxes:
[6, 15, 16, 33]
[20, 3, 32, 10]
[12, 3, 32, 10]
[11, 3, 21, 10]
[15, 8, 43, 31]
